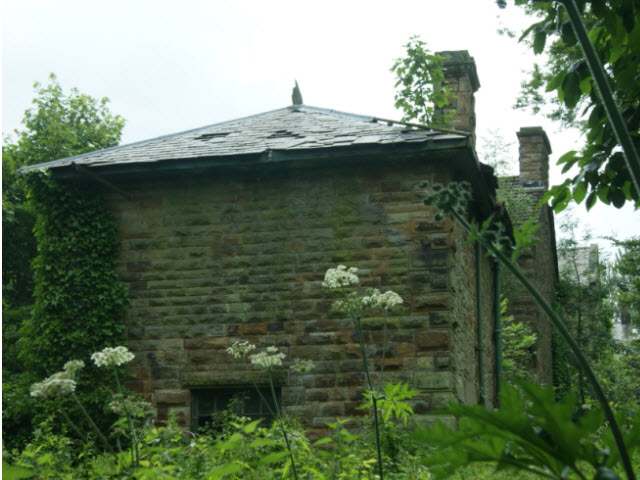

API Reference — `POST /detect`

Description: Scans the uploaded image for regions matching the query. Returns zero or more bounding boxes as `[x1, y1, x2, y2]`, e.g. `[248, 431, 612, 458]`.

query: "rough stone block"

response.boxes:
[156, 389, 190, 405]
[415, 332, 451, 350]
[413, 371, 453, 390]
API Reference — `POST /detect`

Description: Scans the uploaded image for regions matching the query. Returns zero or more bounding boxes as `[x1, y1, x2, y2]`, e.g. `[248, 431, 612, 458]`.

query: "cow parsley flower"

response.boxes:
[30, 359, 85, 399]
[291, 358, 315, 373]
[226, 341, 256, 359]
[30, 377, 77, 399]
[362, 289, 403, 311]
[250, 347, 286, 370]
[63, 360, 85, 375]
[322, 265, 359, 289]
[91, 346, 135, 368]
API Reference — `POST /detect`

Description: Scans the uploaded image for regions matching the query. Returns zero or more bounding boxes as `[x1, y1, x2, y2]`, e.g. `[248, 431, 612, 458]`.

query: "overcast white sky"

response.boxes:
[2, 0, 638, 258]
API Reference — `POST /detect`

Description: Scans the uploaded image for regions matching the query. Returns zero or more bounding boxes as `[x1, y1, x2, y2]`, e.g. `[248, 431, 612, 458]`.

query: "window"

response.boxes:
[191, 385, 280, 432]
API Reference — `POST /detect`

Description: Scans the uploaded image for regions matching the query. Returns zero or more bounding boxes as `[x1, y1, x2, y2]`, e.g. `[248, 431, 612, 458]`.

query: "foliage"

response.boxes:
[478, 129, 518, 177]
[499, 0, 640, 210]
[323, 265, 405, 480]
[3, 73, 124, 168]
[2, 173, 129, 453]
[553, 218, 621, 407]
[4, 351, 428, 480]
[391, 36, 454, 127]
[3, 413, 429, 480]
[500, 298, 538, 383]
[359, 382, 418, 425]
[2, 203, 37, 308]
[423, 180, 636, 479]
[414, 381, 640, 480]
[2, 74, 126, 451]
[19, 174, 129, 376]
[609, 236, 640, 328]
[2, 73, 124, 309]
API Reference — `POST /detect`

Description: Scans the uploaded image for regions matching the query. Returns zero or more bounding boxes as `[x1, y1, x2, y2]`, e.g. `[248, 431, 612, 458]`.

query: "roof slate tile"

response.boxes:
[23, 105, 468, 172]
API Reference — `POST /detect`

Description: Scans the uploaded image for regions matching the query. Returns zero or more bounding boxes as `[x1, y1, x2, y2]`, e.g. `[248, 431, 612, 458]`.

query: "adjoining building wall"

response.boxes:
[103, 157, 497, 438]
[507, 127, 557, 383]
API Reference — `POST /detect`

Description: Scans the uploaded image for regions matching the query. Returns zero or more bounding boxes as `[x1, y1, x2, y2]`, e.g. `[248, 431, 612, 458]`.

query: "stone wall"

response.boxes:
[103, 157, 497, 438]
[508, 126, 556, 384]
[511, 200, 556, 383]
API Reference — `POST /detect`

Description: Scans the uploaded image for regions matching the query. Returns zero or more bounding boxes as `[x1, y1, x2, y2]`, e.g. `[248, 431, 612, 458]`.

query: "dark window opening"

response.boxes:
[267, 130, 303, 139]
[191, 385, 280, 432]
[195, 132, 231, 141]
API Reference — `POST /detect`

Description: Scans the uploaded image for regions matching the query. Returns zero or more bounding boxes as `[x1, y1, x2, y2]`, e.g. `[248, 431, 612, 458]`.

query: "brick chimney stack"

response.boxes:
[517, 127, 552, 189]
[435, 50, 480, 146]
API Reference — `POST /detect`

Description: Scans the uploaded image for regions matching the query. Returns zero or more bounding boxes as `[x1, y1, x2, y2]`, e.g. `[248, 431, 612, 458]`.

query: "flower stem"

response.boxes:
[268, 375, 299, 480]
[354, 315, 384, 480]
[113, 369, 140, 468]
[71, 392, 116, 455]
[377, 311, 389, 392]
[59, 408, 87, 442]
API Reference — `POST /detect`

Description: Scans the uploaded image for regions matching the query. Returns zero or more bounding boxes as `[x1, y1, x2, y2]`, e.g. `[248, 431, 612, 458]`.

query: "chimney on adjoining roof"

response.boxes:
[435, 50, 480, 147]
[517, 127, 552, 190]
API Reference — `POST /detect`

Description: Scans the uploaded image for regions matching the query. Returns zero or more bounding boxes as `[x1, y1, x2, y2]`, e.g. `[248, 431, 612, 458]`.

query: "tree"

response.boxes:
[390, 36, 454, 127]
[2, 74, 125, 452]
[2, 73, 125, 309]
[610, 236, 640, 327]
[499, 0, 640, 211]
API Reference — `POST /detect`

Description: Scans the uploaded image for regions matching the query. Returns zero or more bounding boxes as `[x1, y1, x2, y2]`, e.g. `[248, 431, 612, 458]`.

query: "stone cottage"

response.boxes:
[25, 51, 557, 438]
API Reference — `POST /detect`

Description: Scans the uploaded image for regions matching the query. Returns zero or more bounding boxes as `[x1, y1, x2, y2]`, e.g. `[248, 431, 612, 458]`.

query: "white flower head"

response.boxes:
[30, 359, 87, 399]
[91, 346, 135, 368]
[291, 358, 315, 373]
[226, 341, 256, 359]
[30, 377, 76, 399]
[361, 289, 403, 311]
[250, 346, 286, 370]
[379, 290, 403, 310]
[322, 265, 359, 289]
[63, 360, 85, 376]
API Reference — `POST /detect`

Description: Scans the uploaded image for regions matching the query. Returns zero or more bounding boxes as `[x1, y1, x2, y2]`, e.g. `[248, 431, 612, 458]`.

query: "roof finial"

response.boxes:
[292, 80, 303, 106]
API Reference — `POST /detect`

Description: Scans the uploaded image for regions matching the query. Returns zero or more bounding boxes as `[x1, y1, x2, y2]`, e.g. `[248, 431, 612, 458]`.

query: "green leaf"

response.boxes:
[546, 70, 566, 92]
[610, 189, 626, 208]
[586, 191, 597, 210]
[533, 30, 547, 54]
[561, 72, 582, 109]
[2, 463, 35, 480]
[579, 76, 592, 95]
[573, 182, 587, 204]
[242, 418, 262, 434]
[557, 150, 577, 165]
[206, 463, 243, 479]
[257, 450, 290, 466]
[313, 437, 334, 446]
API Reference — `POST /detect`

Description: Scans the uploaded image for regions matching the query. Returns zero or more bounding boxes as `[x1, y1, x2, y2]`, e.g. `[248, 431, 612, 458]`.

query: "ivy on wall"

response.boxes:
[20, 172, 129, 376]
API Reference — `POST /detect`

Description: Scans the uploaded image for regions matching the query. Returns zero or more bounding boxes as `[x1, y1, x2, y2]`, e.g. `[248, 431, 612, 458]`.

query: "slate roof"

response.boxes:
[23, 105, 469, 173]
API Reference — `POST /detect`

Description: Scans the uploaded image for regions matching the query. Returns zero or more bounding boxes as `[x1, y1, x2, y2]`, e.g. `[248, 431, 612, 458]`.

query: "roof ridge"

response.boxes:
[297, 105, 470, 136]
